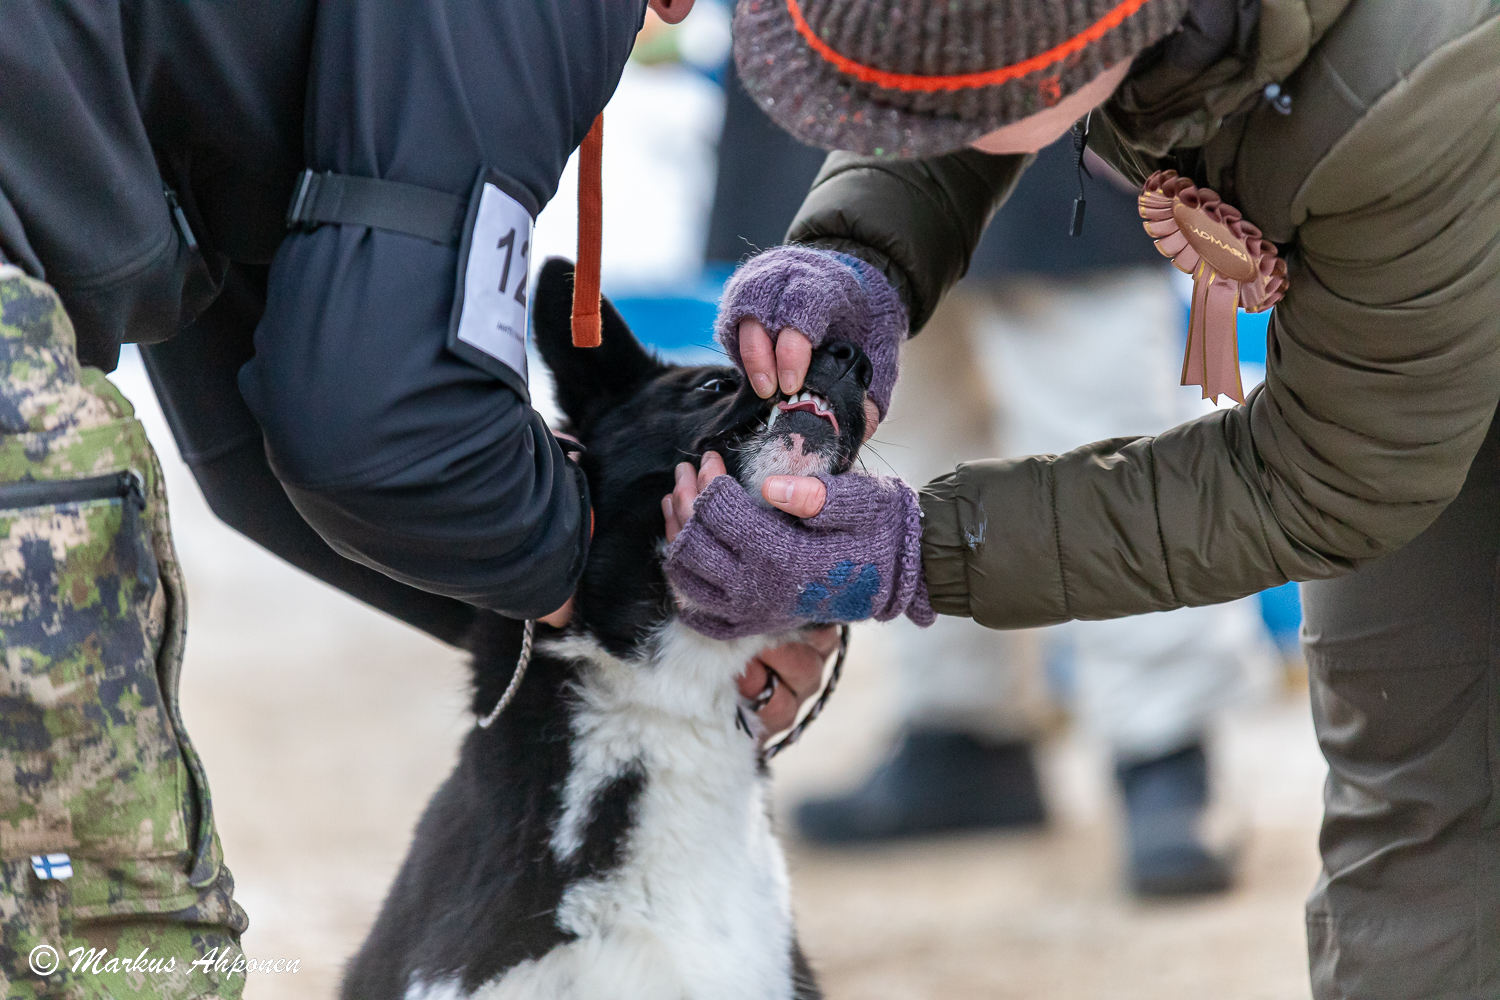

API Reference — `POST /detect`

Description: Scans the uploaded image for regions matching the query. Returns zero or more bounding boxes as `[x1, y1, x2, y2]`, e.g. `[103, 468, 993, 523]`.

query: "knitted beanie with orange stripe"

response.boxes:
[733, 0, 1190, 159]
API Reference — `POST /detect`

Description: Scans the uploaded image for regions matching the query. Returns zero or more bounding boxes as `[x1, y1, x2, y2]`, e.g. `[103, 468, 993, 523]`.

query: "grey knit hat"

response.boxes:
[733, 0, 1191, 159]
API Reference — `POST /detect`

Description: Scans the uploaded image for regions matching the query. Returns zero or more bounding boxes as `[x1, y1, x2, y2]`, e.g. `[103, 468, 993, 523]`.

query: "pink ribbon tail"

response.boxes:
[1204, 275, 1244, 403]
[1182, 265, 1246, 404]
[1183, 262, 1210, 393]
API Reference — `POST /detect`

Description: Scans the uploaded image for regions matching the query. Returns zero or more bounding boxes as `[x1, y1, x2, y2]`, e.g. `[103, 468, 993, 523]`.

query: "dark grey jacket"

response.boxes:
[0, 0, 645, 629]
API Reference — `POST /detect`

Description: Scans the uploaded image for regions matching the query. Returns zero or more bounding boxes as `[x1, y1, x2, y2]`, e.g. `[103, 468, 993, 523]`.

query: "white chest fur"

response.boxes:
[469, 622, 797, 1000]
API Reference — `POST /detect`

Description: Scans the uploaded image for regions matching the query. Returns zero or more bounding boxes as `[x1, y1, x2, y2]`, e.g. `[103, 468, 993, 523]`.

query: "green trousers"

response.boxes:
[1303, 404, 1500, 999]
[0, 268, 247, 999]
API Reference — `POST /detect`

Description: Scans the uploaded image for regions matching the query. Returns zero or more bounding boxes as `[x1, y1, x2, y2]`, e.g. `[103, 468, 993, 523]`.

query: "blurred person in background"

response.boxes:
[667, 2, 1500, 997]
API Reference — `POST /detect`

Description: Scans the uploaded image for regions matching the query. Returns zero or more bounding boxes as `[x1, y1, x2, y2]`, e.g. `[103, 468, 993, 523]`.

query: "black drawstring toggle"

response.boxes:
[1069, 111, 1092, 238]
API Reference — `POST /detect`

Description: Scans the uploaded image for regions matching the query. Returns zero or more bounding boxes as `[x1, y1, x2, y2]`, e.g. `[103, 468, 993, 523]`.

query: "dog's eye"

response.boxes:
[695, 377, 734, 394]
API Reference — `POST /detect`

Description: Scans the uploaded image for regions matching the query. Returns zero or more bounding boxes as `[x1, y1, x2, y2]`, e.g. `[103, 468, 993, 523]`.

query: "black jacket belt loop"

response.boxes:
[285, 169, 467, 247]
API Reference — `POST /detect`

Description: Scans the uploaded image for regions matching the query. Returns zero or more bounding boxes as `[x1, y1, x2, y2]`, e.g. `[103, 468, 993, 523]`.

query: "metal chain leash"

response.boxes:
[477, 619, 535, 728]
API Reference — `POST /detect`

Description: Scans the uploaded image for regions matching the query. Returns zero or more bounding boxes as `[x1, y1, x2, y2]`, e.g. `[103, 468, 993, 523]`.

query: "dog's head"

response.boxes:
[532, 258, 873, 656]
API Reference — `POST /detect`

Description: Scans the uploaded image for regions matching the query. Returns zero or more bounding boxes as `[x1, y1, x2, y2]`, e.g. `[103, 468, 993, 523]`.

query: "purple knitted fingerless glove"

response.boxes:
[664, 471, 935, 640]
[716, 246, 908, 416]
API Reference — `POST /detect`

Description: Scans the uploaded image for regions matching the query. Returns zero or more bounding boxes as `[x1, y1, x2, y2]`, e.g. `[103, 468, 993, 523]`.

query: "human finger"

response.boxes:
[762, 475, 828, 518]
[862, 398, 881, 442]
[755, 678, 803, 736]
[736, 657, 770, 702]
[663, 494, 681, 542]
[697, 450, 729, 491]
[759, 639, 828, 702]
[672, 461, 700, 525]
[803, 624, 841, 658]
[754, 639, 830, 734]
[736, 658, 795, 736]
[775, 329, 813, 396]
[539, 595, 574, 627]
[738, 318, 778, 399]
[736, 658, 795, 732]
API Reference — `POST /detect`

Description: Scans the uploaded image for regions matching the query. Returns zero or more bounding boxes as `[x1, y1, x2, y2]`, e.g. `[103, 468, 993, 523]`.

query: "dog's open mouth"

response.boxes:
[735, 387, 860, 494]
[770, 390, 840, 436]
[693, 339, 872, 497]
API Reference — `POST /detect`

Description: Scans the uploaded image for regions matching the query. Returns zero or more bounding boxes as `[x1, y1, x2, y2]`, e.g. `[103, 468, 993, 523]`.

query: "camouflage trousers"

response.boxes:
[0, 267, 248, 999]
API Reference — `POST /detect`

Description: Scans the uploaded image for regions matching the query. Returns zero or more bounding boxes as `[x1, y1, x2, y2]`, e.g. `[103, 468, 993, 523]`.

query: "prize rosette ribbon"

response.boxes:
[1139, 170, 1288, 403]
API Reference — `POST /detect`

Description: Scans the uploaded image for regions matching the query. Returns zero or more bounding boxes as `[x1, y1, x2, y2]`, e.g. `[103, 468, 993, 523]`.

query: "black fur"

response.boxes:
[343, 259, 849, 999]
[341, 613, 580, 997]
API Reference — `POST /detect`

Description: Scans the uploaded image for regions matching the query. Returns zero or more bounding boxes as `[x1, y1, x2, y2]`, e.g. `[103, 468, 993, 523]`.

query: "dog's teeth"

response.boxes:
[765, 408, 778, 430]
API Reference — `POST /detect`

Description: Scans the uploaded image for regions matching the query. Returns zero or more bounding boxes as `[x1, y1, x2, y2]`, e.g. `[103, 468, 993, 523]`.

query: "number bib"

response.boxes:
[448, 168, 541, 400]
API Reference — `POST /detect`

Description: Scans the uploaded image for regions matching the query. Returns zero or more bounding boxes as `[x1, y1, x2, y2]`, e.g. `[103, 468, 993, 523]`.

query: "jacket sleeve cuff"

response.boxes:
[919, 457, 1071, 629]
[917, 474, 974, 618]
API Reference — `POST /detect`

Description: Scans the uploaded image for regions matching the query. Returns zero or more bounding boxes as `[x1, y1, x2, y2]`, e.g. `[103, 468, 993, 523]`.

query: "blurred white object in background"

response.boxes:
[528, 4, 730, 420]
[530, 59, 725, 294]
[675, 0, 732, 70]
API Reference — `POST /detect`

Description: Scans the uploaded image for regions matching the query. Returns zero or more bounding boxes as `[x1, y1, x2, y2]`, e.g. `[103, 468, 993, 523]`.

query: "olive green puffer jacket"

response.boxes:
[788, 0, 1500, 629]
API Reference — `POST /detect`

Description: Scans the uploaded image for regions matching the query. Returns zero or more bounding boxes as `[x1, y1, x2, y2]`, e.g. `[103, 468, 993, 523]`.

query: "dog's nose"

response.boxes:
[821, 340, 873, 391]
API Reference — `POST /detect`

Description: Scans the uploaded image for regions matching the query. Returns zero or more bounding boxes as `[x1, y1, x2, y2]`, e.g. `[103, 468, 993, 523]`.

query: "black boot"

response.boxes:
[1116, 743, 1233, 898]
[794, 729, 1047, 845]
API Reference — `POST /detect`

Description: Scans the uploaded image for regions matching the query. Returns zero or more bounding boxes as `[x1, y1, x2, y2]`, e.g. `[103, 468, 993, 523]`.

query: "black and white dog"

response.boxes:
[342, 259, 875, 1000]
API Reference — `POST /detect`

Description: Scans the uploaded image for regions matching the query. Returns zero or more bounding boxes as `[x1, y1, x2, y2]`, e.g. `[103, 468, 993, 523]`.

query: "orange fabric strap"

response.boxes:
[572, 113, 604, 348]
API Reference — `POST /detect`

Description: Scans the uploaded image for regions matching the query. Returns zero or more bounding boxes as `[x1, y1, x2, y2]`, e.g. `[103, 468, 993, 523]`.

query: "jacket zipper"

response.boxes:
[1, 471, 153, 586]
[0, 470, 145, 511]
[163, 186, 198, 250]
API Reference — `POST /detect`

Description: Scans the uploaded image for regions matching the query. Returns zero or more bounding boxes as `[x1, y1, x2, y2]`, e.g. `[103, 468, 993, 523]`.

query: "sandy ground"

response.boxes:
[106, 351, 1327, 1000]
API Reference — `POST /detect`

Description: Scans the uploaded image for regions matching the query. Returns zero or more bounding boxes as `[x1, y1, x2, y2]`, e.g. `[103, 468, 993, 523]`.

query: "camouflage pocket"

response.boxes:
[0, 273, 237, 950]
[0, 468, 194, 864]
[0, 441, 247, 999]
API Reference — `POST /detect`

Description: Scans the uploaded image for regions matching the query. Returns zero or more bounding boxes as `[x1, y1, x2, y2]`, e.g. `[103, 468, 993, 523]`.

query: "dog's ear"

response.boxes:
[532, 258, 666, 432]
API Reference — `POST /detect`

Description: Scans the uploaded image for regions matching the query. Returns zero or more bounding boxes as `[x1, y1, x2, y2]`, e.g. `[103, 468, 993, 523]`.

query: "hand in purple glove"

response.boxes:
[662, 454, 934, 641]
[717, 246, 907, 420]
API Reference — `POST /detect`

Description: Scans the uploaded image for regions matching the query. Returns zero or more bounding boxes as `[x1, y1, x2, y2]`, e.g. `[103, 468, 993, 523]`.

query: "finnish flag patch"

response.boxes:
[30, 853, 73, 881]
